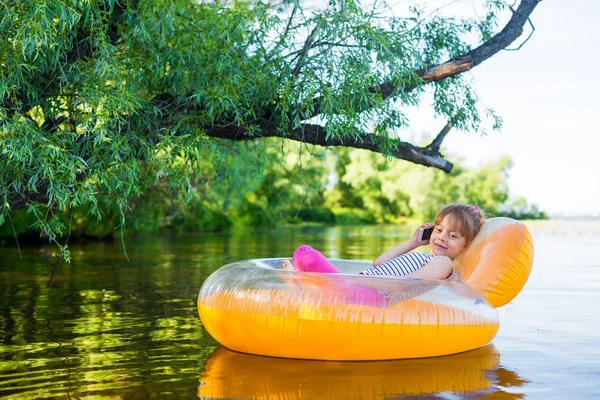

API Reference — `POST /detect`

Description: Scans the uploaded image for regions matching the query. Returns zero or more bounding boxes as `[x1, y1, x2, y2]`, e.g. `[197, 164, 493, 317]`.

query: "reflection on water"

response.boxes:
[0, 221, 599, 398]
[198, 345, 528, 399]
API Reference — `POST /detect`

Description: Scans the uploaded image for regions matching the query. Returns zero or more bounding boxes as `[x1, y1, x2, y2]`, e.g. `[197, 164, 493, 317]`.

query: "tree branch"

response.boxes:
[306, 0, 542, 119]
[426, 122, 453, 153]
[290, 25, 320, 77]
[143, 93, 455, 172]
[505, 4, 536, 51]
[7, 186, 51, 212]
[202, 120, 453, 173]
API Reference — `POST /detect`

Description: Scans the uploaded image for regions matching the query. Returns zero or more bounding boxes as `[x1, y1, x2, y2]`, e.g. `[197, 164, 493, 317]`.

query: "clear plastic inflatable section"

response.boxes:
[198, 259, 499, 360]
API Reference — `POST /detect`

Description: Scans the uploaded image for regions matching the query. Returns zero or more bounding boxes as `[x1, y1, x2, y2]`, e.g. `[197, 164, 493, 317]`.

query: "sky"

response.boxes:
[400, 0, 600, 217]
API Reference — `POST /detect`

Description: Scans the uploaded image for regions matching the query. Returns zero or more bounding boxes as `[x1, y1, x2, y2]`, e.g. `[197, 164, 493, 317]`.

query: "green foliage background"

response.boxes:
[0, 0, 545, 245]
[0, 139, 546, 241]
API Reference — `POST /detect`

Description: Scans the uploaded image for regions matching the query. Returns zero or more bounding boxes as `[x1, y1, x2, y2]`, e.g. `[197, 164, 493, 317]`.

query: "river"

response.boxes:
[0, 220, 599, 399]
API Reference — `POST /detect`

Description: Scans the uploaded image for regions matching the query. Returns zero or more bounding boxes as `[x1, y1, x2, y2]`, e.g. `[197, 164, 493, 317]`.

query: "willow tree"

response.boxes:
[1, 0, 541, 247]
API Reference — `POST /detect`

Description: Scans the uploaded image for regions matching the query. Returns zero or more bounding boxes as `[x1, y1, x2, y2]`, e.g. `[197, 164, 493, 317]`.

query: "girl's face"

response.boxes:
[429, 215, 467, 261]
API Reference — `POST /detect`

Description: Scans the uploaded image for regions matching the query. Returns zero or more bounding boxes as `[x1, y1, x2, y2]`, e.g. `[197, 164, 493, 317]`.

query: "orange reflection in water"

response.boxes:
[198, 344, 529, 399]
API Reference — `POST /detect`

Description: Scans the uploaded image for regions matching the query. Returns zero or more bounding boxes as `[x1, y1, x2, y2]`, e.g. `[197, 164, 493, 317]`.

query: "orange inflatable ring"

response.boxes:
[197, 217, 534, 360]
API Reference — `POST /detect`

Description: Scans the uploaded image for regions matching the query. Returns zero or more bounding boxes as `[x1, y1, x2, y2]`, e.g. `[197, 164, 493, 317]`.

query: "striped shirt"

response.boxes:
[360, 252, 438, 276]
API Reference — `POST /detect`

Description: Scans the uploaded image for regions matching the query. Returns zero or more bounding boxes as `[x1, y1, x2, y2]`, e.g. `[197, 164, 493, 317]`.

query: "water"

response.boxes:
[0, 221, 599, 399]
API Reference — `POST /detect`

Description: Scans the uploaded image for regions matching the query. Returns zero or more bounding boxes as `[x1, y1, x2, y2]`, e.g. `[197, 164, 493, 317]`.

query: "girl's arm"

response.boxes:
[401, 256, 453, 280]
[373, 223, 434, 266]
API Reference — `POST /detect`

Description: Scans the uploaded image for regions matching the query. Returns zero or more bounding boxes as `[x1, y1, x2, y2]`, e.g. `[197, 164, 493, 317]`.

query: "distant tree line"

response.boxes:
[0, 139, 546, 243]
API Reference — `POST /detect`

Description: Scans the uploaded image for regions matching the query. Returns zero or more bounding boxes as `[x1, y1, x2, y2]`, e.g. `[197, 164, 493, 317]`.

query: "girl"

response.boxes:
[283, 204, 485, 280]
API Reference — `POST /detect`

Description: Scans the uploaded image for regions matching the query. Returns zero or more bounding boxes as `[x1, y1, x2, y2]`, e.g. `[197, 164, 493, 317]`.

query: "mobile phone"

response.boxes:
[418, 227, 434, 242]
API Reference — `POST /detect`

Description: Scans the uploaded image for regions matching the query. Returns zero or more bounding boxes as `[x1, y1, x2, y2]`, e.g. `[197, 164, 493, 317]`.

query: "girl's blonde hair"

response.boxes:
[434, 204, 486, 246]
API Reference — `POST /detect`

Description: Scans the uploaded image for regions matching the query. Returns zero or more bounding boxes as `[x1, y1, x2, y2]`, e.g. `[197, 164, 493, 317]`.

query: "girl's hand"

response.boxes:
[374, 222, 434, 266]
[282, 259, 294, 271]
[413, 222, 435, 244]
